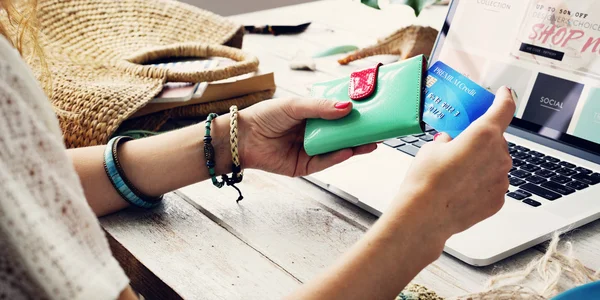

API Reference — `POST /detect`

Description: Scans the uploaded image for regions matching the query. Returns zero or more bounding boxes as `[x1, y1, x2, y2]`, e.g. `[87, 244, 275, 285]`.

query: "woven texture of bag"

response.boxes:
[25, 0, 274, 148]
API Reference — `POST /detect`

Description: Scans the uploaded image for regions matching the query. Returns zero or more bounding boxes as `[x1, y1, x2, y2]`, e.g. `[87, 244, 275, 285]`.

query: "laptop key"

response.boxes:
[397, 144, 419, 157]
[414, 133, 425, 138]
[541, 181, 576, 195]
[545, 156, 560, 163]
[400, 136, 419, 143]
[515, 190, 533, 198]
[513, 152, 531, 160]
[528, 151, 545, 158]
[420, 134, 434, 142]
[509, 177, 526, 187]
[521, 164, 541, 173]
[550, 175, 572, 184]
[592, 173, 600, 180]
[574, 167, 592, 175]
[572, 173, 600, 185]
[555, 168, 577, 176]
[511, 170, 531, 179]
[559, 161, 576, 169]
[507, 192, 526, 200]
[507, 142, 515, 147]
[540, 162, 560, 170]
[520, 183, 562, 200]
[535, 169, 556, 178]
[526, 175, 546, 184]
[383, 139, 405, 148]
[526, 157, 546, 165]
[523, 199, 542, 207]
[514, 146, 530, 152]
[566, 180, 589, 191]
[413, 140, 427, 148]
[512, 159, 526, 167]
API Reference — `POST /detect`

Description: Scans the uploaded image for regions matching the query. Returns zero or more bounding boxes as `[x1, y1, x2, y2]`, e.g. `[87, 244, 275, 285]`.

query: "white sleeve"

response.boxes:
[0, 37, 129, 300]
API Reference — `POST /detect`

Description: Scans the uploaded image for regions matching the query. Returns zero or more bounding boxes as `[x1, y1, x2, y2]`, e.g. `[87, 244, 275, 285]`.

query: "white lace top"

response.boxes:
[0, 36, 129, 299]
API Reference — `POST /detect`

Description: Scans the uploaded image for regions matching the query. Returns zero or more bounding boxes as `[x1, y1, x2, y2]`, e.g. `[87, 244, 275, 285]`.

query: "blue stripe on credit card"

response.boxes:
[423, 61, 496, 138]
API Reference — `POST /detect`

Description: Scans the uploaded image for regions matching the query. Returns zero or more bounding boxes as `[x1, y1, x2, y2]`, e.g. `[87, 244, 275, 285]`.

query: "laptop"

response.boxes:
[305, 0, 600, 266]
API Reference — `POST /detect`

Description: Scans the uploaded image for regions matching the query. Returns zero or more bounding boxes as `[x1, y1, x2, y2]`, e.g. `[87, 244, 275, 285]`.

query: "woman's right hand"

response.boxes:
[287, 87, 517, 300]
[395, 86, 516, 245]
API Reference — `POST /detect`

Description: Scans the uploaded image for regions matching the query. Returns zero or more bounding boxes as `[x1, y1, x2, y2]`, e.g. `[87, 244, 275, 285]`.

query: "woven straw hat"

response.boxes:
[24, 0, 274, 148]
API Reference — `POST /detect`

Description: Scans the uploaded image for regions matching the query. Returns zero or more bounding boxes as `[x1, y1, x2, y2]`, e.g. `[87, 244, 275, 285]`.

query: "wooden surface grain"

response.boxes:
[101, 1, 600, 299]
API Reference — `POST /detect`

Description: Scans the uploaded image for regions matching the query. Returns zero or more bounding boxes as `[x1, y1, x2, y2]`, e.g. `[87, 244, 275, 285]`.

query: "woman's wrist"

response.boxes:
[382, 185, 451, 262]
[231, 109, 253, 170]
[200, 114, 236, 175]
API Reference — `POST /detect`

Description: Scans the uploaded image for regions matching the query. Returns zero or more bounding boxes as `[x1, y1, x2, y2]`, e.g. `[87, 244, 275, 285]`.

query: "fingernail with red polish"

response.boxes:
[433, 133, 442, 141]
[334, 101, 351, 109]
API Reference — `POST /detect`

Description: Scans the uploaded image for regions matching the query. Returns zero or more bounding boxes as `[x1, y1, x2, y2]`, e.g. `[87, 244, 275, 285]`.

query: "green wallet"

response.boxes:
[304, 55, 427, 156]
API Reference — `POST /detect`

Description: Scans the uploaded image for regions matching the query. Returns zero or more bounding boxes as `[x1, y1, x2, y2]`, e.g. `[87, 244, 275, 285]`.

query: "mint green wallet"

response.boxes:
[304, 55, 427, 156]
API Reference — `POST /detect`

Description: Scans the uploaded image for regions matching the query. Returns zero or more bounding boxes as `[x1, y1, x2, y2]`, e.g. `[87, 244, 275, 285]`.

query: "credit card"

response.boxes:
[423, 61, 496, 138]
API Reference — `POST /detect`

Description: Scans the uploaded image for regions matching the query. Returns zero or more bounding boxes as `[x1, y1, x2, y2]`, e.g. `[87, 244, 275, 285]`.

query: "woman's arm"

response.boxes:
[69, 98, 375, 217]
[288, 87, 516, 299]
[289, 188, 448, 300]
[68, 115, 235, 217]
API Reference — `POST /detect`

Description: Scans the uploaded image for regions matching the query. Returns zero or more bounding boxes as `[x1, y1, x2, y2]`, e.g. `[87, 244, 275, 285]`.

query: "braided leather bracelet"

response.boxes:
[229, 105, 244, 184]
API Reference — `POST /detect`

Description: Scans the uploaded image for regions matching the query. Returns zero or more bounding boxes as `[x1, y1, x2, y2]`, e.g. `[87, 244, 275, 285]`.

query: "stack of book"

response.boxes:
[132, 57, 275, 118]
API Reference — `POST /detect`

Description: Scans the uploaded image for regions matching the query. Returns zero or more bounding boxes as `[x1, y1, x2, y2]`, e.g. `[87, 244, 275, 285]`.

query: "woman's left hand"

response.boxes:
[237, 97, 377, 177]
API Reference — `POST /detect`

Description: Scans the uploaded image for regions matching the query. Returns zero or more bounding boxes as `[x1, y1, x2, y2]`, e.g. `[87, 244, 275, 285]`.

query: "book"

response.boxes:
[133, 70, 276, 118]
[151, 59, 220, 103]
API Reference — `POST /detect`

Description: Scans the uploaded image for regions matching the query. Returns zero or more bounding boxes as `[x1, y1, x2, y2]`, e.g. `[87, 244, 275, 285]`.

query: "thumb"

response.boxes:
[433, 132, 452, 143]
[472, 86, 516, 131]
[284, 98, 353, 121]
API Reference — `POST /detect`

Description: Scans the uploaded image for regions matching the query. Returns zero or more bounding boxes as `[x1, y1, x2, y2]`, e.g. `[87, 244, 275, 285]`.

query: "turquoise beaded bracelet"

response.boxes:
[104, 136, 163, 208]
[204, 113, 244, 202]
[204, 113, 226, 188]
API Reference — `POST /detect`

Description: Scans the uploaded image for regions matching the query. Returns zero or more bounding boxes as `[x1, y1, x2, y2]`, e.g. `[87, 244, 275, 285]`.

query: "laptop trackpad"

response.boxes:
[309, 146, 415, 213]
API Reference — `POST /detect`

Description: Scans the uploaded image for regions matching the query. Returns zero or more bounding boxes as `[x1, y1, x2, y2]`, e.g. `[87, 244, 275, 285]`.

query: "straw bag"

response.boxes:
[28, 0, 276, 148]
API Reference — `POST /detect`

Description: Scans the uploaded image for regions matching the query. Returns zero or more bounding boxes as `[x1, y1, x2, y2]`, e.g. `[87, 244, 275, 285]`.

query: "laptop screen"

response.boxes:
[430, 0, 600, 155]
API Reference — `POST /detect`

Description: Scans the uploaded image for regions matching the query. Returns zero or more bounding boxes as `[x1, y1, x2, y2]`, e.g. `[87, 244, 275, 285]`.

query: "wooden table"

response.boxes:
[101, 1, 600, 299]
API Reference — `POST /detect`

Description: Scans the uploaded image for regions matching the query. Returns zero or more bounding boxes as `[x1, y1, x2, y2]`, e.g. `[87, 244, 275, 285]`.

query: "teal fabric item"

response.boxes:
[552, 281, 600, 300]
[360, 0, 380, 9]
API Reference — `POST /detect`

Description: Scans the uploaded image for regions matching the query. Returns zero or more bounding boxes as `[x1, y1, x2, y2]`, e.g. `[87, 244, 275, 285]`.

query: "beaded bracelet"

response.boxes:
[204, 113, 244, 202]
[204, 113, 225, 187]
[104, 136, 163, 208]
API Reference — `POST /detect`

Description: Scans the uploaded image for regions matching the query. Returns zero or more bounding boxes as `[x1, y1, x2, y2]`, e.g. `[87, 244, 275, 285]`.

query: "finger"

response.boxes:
[502, 137, 510, 156]
[307, 148, 354, 174]
[473, 86, 516, 131]
[433, 132, 452, 143]
[284, 98, 353, 121]
[352, 143, 377, 155]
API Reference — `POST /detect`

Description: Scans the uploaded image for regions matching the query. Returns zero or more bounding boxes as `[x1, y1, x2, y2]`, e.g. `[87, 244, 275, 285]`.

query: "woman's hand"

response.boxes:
[289, 87, 516, 300]
[395, 86, 516, 244]
[237, 97, 377, 177]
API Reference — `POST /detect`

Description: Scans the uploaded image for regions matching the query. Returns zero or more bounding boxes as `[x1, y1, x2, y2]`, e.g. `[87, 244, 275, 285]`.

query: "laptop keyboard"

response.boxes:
[383, 125, 438, 155]
[383, 128, 600, 208]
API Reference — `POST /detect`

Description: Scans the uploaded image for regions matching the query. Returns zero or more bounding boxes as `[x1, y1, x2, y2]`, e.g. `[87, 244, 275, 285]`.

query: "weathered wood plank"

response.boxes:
[107, 235, 183, 300]
[178, 170, 544, 298]
[101, 193, 300, 300]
